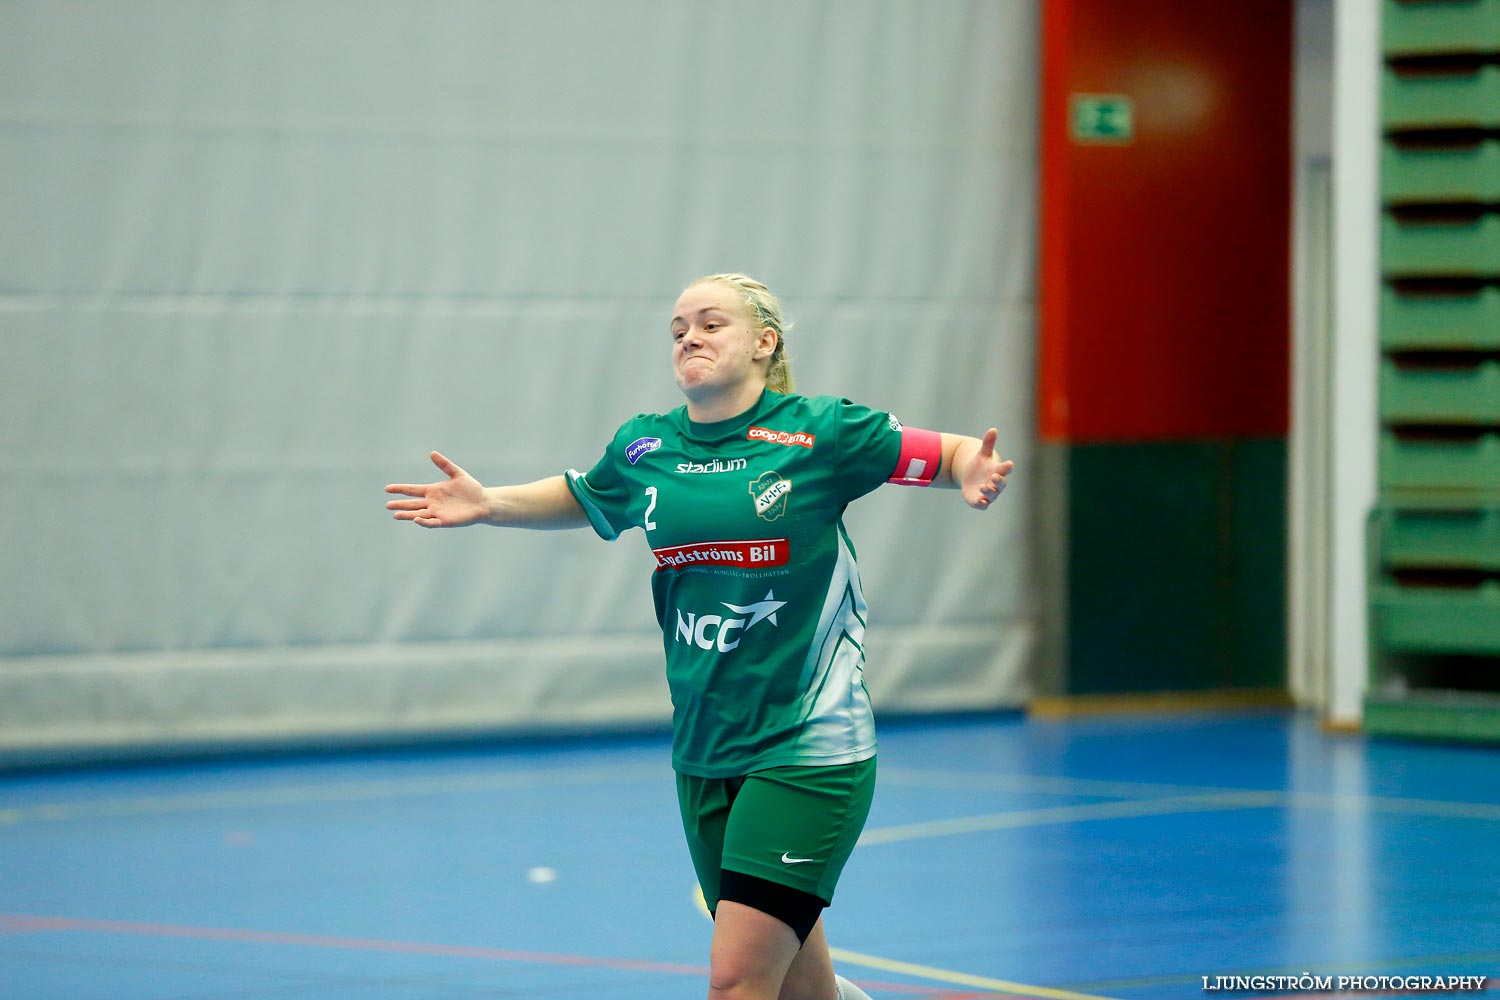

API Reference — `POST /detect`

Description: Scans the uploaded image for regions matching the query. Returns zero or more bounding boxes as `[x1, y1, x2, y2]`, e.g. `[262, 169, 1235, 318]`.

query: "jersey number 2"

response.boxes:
[643, 486, 658, 531]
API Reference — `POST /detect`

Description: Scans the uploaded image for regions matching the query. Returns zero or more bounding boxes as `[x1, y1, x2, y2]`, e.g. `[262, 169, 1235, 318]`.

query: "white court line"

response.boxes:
[878, 767, 1500, 823]
[1280, 790, 1500, 821]
[878, 766, 1245, 800]
[0, 762, 668, 826]
[858, 792, 1281, 846]
[7, 760, 1497, 830]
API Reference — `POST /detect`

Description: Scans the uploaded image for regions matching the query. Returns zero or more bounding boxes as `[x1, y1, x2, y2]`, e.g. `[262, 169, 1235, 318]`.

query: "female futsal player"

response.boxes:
[385, 274, 1013, 1000]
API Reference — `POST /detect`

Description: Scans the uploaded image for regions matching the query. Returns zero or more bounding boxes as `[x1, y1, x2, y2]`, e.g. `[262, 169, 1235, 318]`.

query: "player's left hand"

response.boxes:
[961, 428, 1013, 510]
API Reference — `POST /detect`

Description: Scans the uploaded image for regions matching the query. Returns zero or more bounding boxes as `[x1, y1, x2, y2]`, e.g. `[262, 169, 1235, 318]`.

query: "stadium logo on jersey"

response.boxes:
[674, 590, 786, 653]
[676, 457, 749, 475]
[749, 471, 792, 521]
[625, 437, 662, 465]
[748, 426, 815, 449]
[653, 538, 788, 571]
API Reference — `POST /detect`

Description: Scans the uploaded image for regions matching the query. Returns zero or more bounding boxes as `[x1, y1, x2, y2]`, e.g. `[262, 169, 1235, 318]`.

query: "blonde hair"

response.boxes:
[691, 273, 794, 394]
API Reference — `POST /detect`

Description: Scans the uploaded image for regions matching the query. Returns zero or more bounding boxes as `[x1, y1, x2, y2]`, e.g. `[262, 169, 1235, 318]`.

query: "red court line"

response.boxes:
[0, 913, 709, 975]
[0, 913, 1003, 996]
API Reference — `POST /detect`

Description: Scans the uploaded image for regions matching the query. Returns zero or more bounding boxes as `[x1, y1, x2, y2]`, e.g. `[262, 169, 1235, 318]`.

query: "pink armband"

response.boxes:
[887, 426, 943, 486]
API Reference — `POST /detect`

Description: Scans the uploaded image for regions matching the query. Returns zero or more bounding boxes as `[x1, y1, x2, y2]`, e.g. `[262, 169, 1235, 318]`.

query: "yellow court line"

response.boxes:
[689, 886, 1119, 1000]
[824, 946, 1120, 1000]
[0, 762, 667, 826]
[678, 779, 1500, 998]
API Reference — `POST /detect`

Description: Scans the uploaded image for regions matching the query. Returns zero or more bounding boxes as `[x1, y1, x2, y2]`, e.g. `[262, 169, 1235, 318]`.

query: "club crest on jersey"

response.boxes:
[750, 471, 793, 521]
[626, 437, 662, 465]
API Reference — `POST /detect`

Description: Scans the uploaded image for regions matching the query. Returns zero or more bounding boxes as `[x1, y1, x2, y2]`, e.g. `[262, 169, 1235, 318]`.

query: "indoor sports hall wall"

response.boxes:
[1036, 0, 1293, 701]
[0, 2, 1039, 762]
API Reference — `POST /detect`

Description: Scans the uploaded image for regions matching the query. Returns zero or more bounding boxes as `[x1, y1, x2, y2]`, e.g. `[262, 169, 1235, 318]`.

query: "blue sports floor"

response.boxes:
[1, 710, 1497, 999]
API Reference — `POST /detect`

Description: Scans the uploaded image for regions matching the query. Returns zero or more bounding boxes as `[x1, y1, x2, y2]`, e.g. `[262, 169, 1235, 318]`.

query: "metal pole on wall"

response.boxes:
[1327, 0, 1381, 727]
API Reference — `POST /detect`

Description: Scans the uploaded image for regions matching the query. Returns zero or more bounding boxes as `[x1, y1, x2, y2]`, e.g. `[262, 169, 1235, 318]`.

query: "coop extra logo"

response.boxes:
[748, 426, 815, 449]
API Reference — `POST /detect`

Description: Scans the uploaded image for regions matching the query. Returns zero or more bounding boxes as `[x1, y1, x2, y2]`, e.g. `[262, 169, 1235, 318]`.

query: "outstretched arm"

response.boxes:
[935, 429, 1014, 510]
[385, 451, 588, 530]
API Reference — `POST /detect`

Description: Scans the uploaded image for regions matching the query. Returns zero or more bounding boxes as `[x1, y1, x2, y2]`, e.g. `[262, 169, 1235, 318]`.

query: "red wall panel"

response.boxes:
[1040, 0, 1293, 443]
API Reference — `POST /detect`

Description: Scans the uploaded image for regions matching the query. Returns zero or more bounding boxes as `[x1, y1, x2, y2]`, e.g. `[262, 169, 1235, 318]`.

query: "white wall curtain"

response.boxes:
[0, 1, 1039, 760]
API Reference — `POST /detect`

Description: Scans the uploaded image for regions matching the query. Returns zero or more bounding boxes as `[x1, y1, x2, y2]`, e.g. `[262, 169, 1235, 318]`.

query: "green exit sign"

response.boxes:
[1070, 94, 1134, 143]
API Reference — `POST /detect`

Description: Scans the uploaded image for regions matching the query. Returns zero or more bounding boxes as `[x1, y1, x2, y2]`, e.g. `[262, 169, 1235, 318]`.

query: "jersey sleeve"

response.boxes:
[564, 427, 637, 541]
[831, 398, 912, 502]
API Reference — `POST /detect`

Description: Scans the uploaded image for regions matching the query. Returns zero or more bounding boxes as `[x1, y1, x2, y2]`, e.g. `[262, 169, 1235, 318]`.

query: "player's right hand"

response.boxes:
[384, 451, 489, 528]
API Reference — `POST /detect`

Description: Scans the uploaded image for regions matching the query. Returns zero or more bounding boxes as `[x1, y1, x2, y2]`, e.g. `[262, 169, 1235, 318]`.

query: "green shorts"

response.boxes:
[675, 757, 877, 909]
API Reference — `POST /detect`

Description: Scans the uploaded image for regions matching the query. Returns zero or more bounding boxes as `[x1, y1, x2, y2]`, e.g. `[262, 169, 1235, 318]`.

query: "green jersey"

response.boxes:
[565, 390, 911, 777]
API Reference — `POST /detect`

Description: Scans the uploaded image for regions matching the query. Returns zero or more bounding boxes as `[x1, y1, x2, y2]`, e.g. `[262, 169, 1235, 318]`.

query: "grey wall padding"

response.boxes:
[0, 1, 1038, 762]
